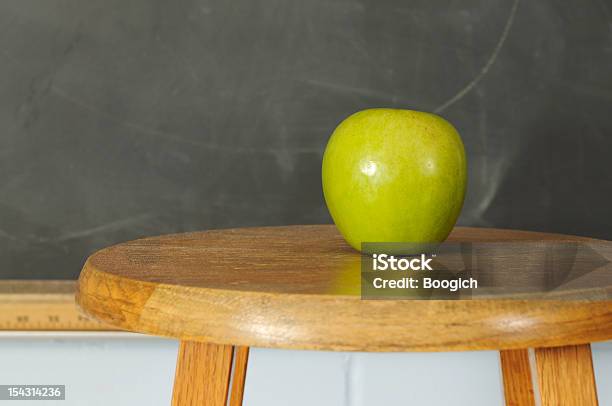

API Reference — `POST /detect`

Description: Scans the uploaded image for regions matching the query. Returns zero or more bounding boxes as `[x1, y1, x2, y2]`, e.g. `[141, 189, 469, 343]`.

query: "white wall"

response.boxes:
[0, 333, 610, 406]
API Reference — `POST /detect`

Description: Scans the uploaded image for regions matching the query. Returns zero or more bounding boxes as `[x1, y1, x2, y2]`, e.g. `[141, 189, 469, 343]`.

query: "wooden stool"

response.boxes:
[76, 226, 612, 405]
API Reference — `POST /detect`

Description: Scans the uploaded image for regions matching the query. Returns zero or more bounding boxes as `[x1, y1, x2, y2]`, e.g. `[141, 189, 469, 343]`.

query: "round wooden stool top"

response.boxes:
[76, 225, 612, 352]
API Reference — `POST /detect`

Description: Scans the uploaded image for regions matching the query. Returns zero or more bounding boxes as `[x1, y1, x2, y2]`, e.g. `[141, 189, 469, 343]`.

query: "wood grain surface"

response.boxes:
[229, 346, 250, 406]
[172, 341, 234, 406]
[535, 344, 599, 405]
[77, 225, 612, 351]
[0, 280, 112, 331]
[500, 349, 535, 406]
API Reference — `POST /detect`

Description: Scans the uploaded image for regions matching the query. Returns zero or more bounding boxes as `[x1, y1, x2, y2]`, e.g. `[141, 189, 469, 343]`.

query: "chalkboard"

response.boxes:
[1, 0, 611, 279]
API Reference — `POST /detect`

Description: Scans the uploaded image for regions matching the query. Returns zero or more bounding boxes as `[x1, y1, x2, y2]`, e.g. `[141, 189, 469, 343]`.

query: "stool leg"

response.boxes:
[500, 349, 536, 406]
[534, 344, 598, 406]
[172, 341, 250, 406]
[229, 347, 250, 406]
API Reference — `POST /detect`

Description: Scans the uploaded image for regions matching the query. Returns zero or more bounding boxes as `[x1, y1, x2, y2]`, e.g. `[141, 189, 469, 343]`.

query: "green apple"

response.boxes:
[322, 108, 467, 252]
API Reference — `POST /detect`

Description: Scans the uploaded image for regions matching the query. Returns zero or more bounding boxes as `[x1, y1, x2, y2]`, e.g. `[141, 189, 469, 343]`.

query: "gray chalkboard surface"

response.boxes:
[1, 0, 611, 279]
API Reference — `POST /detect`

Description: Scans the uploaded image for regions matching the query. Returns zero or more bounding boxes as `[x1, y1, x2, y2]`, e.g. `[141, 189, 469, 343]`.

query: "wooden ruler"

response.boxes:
[0, 280, 113, 331]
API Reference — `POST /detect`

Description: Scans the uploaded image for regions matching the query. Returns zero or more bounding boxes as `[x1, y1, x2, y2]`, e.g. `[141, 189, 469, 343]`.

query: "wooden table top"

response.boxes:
[77, 225, 612, 352]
